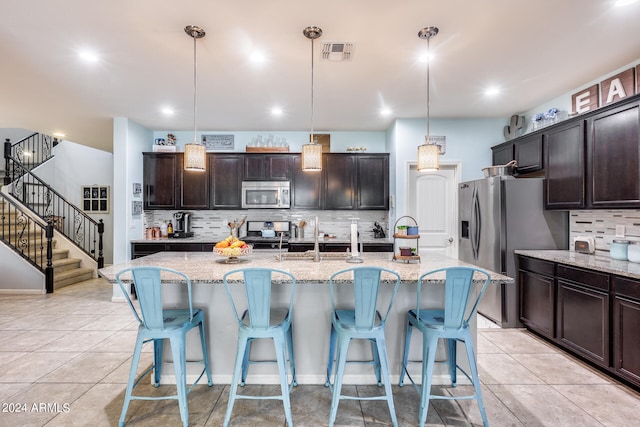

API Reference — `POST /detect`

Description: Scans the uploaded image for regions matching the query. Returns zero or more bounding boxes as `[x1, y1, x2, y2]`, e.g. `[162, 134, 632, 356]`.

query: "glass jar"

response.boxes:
[610, 240, 630, 261]
[628, 241, 640, 263]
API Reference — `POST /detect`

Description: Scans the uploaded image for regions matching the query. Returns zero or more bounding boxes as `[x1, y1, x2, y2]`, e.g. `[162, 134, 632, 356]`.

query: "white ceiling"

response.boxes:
[2, 0, 640, 152]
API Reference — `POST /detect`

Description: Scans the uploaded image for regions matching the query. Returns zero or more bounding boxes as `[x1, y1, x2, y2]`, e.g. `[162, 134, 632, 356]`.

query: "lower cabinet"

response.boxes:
[288, 242, 393, 253]
[612, 276, 640, 386]
[556, 265, 610, 367]
[519, 257, 555, 338]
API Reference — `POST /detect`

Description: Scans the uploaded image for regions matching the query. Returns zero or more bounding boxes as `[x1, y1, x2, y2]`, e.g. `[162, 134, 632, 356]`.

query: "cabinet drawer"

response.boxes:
[519, 256, 554, 276]
[166, 243, 203, 252]
[556, 264, 609, 291]
[132, 243, 167, 253]
[613, 276, 640, 301]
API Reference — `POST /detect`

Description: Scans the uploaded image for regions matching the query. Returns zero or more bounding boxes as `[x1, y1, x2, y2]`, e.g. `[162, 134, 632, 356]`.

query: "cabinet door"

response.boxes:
[266, 155, 291, 180]
[291, 155, 322, 209]
[514, 133, 543, 174]
[180, 154, 209, 209]
[519, 270, 555, 338]
[492, 143, 514, 166]
[209, 154, 243, 209]
[323, 154, 355, 209]
[589, 101, 640, 207]
[544, 121, 586, 209]
[243, 155, 264, 180]
[612, 276, 640, 386]
[357, 155, 389, 209]
[556, 265, 610, 366]
[143, 153, 177, 210]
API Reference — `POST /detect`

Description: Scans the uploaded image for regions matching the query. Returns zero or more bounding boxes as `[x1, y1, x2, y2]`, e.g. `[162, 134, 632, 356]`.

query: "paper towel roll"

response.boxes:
[350, 223, 359, 257]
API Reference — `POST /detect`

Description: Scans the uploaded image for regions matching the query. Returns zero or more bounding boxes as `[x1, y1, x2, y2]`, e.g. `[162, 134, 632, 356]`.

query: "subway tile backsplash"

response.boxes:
[144, 209, 389, 241]
[570, 210, 640, 254]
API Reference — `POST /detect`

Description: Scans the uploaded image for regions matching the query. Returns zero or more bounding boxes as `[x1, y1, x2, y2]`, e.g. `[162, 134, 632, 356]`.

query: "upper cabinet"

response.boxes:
[209, 154, 243, 209]
[357, 155, 389, 209]
[243, 154, 291, 180]
[291, 155, 322, 209]
[544, 120, 586, 209]
[143, 153, 178, 210]
[323, 154, 356, 209]
[514, 133, 543, 174]
[588, 100, 640, 208]
[492, 143, 514, 166]
[181, 154, 209, 209]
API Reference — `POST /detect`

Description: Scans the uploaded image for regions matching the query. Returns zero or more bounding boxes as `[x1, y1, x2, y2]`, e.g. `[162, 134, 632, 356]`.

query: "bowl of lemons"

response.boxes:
[214, 236, 253, 263]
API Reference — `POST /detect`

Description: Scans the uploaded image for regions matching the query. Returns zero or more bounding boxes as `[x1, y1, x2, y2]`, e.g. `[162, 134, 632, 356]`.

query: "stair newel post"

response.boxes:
[3, 138, 10, 185]
[45, 221, 54, 294]
[97, 219, 104, 268]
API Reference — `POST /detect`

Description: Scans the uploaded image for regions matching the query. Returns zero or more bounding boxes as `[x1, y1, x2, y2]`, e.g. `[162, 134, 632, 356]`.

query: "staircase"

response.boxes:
[1, 199, 94, 290]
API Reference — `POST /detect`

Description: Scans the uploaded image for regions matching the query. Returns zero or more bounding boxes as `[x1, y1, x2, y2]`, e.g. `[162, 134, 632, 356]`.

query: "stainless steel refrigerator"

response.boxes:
[458, 176, 568, 328]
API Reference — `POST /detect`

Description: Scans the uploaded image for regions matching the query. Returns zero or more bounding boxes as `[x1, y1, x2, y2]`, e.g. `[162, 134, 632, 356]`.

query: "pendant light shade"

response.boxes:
[302, 26, 323, 172]
[184, 25, 207, 172]
[417, 26, 444, 172]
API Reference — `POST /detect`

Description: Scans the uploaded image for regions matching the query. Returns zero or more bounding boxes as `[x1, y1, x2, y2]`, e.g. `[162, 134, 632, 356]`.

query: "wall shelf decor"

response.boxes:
[83, 185, 110, 213]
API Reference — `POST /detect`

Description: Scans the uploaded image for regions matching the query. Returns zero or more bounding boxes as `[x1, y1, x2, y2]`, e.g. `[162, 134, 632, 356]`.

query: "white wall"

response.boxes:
[0, 244, 45, 292]
[113, 118, 152, 263]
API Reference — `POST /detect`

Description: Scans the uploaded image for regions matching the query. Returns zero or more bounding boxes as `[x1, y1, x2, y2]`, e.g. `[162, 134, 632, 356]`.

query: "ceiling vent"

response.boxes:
[321, 42, 355, 61]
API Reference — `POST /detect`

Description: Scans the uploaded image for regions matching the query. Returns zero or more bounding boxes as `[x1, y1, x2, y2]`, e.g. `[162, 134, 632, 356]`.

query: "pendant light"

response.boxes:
[184, 25, 207, 172]
[301, 26, 323, 171]
[417, 26, 443, 172]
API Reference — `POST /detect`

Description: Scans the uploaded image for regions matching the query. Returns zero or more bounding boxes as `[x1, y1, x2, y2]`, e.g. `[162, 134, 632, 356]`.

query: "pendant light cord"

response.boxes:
[193, 34, 198, 144]
[310, 37, 315, 144]
[426, 34, 430, 141]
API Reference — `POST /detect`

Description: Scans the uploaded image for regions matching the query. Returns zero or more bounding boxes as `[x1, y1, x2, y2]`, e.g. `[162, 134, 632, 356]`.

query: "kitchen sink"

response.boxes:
[275, 251, 349, 261]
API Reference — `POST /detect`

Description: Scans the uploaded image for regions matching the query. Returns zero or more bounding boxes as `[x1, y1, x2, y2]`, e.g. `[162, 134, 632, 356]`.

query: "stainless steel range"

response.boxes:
[241, 221, 291, 249]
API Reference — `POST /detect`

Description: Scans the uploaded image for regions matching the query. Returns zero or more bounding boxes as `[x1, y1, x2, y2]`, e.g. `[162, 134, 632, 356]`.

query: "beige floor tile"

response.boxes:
[511, 353, 612, 385]
[205, 384, 292, 426]
[39, 351, 131, 383]
[101, 352, 155, 384]
[46, 329, 117, 352]
[33, 314, 98, 331]
[88, 329, 142, 353]
[0, 329, 69, 352]
[79, 313, 138, 331]
[488, 384, 603, 426]
[0, 382, 30, 401]
[553, 384, 640, 426]
[0, 351, 79, 382]
[477, 353, 544, 385]
[359, 384, 434, 426]
[0, 329, 25, 347]
[446, 384, 524, 426]
[479, 329, 556, 354]
[476, 332, 504, 354]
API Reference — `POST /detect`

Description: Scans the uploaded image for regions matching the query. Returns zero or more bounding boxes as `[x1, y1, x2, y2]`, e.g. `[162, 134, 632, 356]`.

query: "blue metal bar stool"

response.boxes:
[399, 266, 491, 427]
[222, 268, 297, 427]
[115, 266, 213, 427]
[325, 266, 401, 427]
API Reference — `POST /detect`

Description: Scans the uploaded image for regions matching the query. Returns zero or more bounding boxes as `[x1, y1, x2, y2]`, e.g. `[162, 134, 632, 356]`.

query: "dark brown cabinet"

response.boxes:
[588, 100, 640, 208]
[323, 154, 356, 209]
[555, 265, 610, 367]
[209, 154, 243, 209]
[291, 155, 322, 209]
[544, 120, 586, 209]
[519, 256, 555, 338]
[357, 155, 389, 209]
[492, 143, 514, 166]
[243, 154, 291, 180]
[612, 276, 640, 387]
[143, 153, 178, 210]
[181, 154, 209, 209]
[514, 133, 544, 174]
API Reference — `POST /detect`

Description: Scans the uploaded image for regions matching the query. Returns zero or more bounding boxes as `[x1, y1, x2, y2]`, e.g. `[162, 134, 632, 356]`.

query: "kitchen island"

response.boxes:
[99, 252, 511, 385]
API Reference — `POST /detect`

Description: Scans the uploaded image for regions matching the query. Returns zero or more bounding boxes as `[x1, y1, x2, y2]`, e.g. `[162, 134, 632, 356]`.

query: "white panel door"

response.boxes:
[407, 164, 458, 258]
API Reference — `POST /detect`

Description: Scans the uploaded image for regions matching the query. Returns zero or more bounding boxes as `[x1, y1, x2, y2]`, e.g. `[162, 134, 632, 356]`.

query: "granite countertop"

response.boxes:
[131, 237, 395, 245]
[131, 237, 218, 244]
[99, 251, 512, 284]
[515, 250, 640, 280]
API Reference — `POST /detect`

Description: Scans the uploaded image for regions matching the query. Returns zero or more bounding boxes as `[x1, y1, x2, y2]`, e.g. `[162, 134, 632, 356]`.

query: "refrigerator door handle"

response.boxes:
[472, 187, 481, 261]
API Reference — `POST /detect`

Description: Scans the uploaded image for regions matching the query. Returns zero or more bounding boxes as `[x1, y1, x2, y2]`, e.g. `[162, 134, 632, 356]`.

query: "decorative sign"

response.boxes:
[203, 134, 234, 151]
[572, 84, 599, 114]
[601, 68, 635, 106]
[311, 134, 331, 152]
[132, 201, 142, 215]
[82, 185, 109, 213]
[426, 135, 447, 154]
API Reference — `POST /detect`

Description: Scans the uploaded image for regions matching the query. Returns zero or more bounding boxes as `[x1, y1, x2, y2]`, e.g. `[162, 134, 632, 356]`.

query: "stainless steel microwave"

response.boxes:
[241, 181, 290, 209]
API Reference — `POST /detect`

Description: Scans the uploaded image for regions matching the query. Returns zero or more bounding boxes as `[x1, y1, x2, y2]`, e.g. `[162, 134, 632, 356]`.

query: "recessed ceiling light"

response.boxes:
[484, 86, 501, 97]
[250, 51, 266, 63]
[52, 132, 65, 138]
[78, 50, 99, 63]
[271, 106, 283, 116]
[380, 108, 392, 116]
[161, 107, 175, 115]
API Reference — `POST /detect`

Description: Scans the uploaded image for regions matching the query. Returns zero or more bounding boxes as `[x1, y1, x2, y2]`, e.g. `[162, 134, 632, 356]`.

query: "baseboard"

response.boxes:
[0, 288, 45, 295]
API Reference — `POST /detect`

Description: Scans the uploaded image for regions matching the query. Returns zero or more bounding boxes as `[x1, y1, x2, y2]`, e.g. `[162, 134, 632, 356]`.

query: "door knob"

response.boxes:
[448, 238, 454, 243]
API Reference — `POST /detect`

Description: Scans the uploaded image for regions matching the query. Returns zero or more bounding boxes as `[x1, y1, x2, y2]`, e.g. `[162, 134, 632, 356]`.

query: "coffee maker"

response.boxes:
[172, 212, 193, 238]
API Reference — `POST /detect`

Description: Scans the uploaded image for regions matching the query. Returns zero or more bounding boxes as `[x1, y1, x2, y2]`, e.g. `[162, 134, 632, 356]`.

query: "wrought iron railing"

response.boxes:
[3, 140, 104, 268]
[0, 193, 54, 292]
[3, 134, 57, 184]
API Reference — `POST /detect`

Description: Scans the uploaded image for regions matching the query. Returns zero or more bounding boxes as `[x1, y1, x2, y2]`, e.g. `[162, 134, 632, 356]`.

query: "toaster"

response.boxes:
[573, 236, 595, 254]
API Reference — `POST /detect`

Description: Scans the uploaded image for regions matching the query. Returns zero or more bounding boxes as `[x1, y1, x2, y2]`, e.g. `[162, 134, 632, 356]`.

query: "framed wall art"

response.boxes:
[82, 185, 110, 213]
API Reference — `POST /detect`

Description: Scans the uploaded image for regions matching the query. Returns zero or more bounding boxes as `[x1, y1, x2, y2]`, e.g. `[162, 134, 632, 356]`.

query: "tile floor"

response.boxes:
[1, 279, 639, 426]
